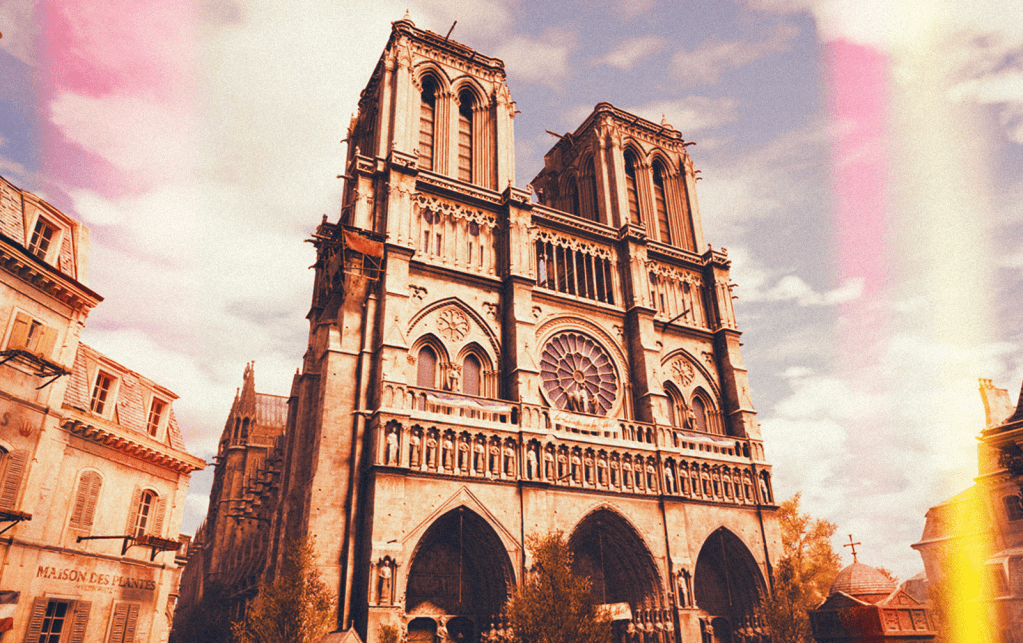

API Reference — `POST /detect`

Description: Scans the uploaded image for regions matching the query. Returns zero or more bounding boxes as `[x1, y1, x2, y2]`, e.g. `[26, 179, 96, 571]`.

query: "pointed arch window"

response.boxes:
[653, 162, 671, 244]
[581, 160, 600, 222]
[462, 354, 481, 397]
[457, 91, 474, 183]
[417, 346, 437, 389]
[665, 384, 685, 428]
[419, 77, 438, 171]
[692, 396, 708, 433]
[624, 151, 641, 225]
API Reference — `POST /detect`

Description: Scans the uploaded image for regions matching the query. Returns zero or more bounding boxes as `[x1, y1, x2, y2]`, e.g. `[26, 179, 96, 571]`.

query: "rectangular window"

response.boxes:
[40, 600, 70, 643]
[90, 372, 115, 415]
[147, 399, 166, 437]
[1004, 495, 1023, 521]
[7, 312, 58, 358]
[28, 218, 57, 260]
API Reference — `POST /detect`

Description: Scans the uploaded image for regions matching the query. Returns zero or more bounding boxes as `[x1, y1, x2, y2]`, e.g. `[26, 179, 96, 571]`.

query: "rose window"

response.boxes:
[539, 333, 618, 416]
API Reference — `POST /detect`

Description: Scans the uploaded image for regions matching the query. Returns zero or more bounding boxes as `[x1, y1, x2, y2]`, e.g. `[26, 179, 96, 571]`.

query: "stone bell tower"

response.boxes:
[207, 15, 782, 643]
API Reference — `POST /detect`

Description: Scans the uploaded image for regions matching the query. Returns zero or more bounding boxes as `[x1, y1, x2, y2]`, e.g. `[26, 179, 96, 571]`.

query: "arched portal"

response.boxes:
[567, 508, 663, 609]
[405, 508, 515, 635]
[694, 528, 766, 643]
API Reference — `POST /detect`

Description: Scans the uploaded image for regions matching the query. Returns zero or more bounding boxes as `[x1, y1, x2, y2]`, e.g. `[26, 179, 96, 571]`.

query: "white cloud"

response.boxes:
[495, 28, 577, 90]
[625, 96, 741, 133]
[0, 0, 39, 65]
[616, 0, 655, 19]
[670, 23, 798, 87]
[592, 36, 665, 70]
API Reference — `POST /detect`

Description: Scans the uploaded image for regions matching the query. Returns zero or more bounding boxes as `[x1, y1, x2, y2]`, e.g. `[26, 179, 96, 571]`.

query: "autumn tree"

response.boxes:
[761, 494, 842, 643]
[505, 531, 614, 643]
[231, 537, 337, 643]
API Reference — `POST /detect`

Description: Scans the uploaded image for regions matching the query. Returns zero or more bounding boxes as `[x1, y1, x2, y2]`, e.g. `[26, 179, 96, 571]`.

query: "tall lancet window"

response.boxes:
[624, 151, 641, 225]
[457, 91, 474, 183]
[419, 78, 437, 171]
[462, 354, 481, 397]
[653, 162, 671, 244]
[417, 346, 437, 389]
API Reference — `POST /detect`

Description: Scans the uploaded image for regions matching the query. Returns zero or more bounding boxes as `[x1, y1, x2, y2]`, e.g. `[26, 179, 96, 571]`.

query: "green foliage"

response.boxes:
[379, 623, 405, 643]
[505, 531, 613, 643]
[231, 537, 337, 643]
[169, 581, 234, 643]
[760, 494, 842, 643]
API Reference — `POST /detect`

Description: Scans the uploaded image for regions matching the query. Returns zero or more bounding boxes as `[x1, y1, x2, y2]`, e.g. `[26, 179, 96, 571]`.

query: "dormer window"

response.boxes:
[147, 398, 167, 437]
[28, 217, 57, 260]
[90, 371, 115, 415]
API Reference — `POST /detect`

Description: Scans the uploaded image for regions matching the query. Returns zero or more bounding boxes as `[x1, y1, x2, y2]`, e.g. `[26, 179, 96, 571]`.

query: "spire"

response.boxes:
[239, 361, 258, 417]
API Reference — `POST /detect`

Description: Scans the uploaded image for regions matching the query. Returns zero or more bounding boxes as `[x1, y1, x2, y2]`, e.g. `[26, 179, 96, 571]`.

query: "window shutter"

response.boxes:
[125, 488, 142, 536]
[150, 497, 165, 537]
[8, 313, 31, 351]
[82, 474, 101, 527]
[67, 600, 91, 643]
[71, 473, 102, 529]
[107, 603, 128, 643]
[0, 450, 28, 511]
[22, 598, 47, 643]
[123, 603, 139, 642]
[35, 325, 58, 359]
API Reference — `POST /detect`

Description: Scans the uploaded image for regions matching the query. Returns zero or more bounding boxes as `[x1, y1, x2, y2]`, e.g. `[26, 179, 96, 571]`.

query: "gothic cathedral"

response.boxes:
[182, 16, 781, 643]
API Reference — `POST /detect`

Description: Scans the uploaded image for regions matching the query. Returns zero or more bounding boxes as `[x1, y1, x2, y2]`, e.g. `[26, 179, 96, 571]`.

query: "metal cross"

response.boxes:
[844, 534, 861, 563]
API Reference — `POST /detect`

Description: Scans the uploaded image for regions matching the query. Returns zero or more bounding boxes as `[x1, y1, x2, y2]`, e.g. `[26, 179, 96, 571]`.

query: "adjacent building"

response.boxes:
[913, 379, 1023, 641]
[184, 17, 781, 643]
[0, 175, 205, 642]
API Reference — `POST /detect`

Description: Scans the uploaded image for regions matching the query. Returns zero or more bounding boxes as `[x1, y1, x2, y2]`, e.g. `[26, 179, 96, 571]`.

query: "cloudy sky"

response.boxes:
[2, 0, 1022, 580]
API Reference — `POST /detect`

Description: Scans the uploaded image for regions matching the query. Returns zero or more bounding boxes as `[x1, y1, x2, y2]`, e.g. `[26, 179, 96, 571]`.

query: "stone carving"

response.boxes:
[385, 429, 398, 465]
[446, 363, 461, 392]
[482, 301, 499, 321]
[539, 332, 617, 416]
[437, 308, 469, 341]
[671, 358, 695, 387]
[410, 284, 427, 303]
[409, 433, 421, 467]
[531, 306, 542, 321]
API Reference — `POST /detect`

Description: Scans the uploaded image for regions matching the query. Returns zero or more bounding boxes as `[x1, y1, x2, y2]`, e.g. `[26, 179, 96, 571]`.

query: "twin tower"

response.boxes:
[188, 16, 781, 643]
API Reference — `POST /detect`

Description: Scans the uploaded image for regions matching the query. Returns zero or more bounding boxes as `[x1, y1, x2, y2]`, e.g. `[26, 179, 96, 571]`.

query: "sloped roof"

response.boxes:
[64, 343, 188, 452]
[255, 393, 288, 431]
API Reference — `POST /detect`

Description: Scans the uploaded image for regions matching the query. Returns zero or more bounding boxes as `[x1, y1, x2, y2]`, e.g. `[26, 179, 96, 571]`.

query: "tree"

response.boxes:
[505, 531, 614, 643]
[760, 494, 842, 643]
[231, 537, 337, 643]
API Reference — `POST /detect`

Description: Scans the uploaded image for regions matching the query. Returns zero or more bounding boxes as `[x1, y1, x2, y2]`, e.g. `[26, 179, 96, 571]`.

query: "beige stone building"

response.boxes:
[914, 380, 1023, 641]
[0, 175, 205, 642]
[183, 17, 781, 643]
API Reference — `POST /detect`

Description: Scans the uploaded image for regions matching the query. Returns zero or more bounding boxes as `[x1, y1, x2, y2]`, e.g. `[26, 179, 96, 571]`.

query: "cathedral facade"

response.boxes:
[186, 17, 781, 643]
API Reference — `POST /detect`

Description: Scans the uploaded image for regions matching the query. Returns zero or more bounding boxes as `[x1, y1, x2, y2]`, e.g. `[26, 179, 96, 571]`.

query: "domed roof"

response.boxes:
[829, 562, 897, 597]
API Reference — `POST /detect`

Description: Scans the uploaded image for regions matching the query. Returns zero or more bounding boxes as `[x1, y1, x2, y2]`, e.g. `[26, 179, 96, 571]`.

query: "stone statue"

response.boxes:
[426, 437, 437, 468]
[526, 449, 537, 479]
[664, 467, 674, 494]
[442, 437, 453, 469]
[386, 429, 398, 465]
[378, 564, 392, 605]
[503, 445, 515, 475]
[410, 433, 421, 466]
